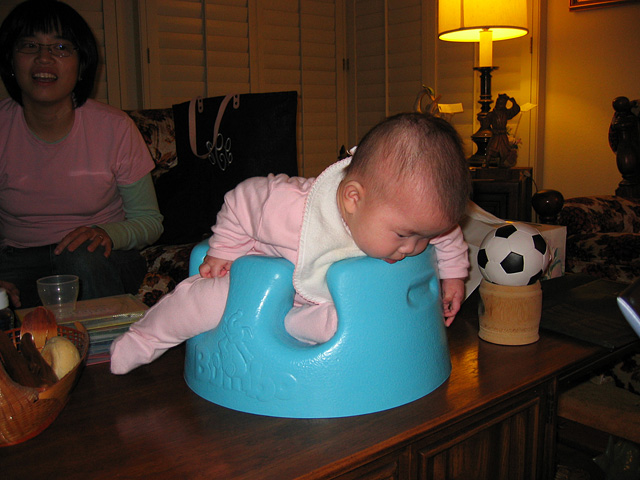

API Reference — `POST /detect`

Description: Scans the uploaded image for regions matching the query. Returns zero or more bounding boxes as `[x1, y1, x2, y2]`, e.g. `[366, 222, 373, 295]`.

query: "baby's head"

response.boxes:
[338, 112, 470, 263]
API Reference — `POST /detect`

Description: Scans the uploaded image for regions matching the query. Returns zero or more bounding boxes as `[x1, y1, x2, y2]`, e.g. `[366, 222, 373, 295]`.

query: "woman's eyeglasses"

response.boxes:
[15, 41, 77, 58]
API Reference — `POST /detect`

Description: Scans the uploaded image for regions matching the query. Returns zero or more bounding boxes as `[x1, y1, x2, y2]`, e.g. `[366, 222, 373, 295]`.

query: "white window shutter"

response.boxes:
[387, 0, 423, 115]
[141, 0, 347, 177]
[206, 0, 252, 95]
[351, 0, 387, 142]
[299, 0, 346, 177]
[349, 0, 430, 143]
[140, 0, 209, 107]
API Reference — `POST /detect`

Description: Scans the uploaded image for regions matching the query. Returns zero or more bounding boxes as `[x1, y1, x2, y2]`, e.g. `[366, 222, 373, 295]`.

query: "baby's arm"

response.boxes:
[199, 255, 233, 278]
[430, 225, 470, 326]
[198, 178, 271, 279]
[441, 278, 465, 327]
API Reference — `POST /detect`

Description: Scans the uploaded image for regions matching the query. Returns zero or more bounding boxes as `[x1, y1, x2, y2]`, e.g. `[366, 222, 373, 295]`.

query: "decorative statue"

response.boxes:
[486, 94, 520, 168]
[609, 96, 640, 198]
[413, 85, 441, 116]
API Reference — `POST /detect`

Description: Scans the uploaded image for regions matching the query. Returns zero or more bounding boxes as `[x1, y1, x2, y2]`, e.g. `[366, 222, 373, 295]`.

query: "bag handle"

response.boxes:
[188, 94, 240, 159]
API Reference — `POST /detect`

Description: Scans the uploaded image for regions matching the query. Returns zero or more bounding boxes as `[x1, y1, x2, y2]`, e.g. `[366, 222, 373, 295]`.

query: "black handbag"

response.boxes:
[155, 91, 298, 245]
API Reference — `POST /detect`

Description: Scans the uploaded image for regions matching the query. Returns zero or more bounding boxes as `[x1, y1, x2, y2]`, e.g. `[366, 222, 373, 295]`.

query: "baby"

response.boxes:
[110, 112, 471, 374]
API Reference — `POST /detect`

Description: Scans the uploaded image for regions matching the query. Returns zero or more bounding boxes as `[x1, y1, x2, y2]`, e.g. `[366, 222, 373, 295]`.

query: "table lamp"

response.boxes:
[438, 0, 528, 166]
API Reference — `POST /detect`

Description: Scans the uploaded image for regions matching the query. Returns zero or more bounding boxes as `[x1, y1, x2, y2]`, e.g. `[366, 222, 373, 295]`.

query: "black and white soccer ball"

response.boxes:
[477, 222, 551, 286]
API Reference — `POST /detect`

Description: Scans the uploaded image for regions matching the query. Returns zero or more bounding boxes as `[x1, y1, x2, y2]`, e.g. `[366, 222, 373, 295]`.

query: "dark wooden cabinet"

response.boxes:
[334, 384, 549, 480]
[412, 389, 546, 480]
[334, 448, 411, 480]
[470, 167, 533, 221]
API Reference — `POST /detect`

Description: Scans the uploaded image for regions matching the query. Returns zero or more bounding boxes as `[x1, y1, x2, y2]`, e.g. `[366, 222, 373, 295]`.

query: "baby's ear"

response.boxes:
[340, 180, 364, 214]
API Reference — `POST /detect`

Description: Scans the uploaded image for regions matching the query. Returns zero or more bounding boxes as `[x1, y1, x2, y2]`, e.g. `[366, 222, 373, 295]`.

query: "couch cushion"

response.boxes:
[565, 232, 640, 283]
[136, 242, 196, 306]
[141, 242, 195, 280]
[127, 108, 177, 182]
[137, 272, 176, 307]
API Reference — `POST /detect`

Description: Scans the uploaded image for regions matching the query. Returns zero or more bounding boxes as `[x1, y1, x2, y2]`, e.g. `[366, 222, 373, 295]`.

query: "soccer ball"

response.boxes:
[477, 222, 551, 286]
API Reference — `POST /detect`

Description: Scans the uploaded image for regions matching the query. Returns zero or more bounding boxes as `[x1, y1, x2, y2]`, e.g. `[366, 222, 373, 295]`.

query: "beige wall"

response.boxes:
[541, 1, 640, 198]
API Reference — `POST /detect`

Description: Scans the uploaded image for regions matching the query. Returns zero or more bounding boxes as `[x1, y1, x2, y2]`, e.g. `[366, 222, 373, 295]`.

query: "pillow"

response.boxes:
[127, 108, 178, 182]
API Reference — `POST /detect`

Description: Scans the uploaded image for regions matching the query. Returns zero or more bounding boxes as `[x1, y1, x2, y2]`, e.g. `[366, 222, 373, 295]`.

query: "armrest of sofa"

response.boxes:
[558, 195, 640, 236]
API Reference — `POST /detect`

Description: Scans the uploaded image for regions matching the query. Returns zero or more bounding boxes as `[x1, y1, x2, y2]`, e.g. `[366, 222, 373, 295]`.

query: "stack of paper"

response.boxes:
[17, 294, 148, 365]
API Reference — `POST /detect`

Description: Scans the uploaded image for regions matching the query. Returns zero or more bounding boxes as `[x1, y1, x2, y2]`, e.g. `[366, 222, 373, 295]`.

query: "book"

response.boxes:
[17, 295, 148, 366]
[17, 294, 148, 331]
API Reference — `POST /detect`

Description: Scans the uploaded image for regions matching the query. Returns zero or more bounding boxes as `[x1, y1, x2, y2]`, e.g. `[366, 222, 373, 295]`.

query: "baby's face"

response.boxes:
[346, 187, 452, 263]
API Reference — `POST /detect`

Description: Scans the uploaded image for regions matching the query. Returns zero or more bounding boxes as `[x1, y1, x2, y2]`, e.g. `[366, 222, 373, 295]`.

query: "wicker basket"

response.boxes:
[0, 323, 89, 447]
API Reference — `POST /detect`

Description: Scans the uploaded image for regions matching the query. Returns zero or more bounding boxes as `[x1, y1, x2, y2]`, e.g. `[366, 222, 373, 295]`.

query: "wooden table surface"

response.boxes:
[2, 288, 636, 479]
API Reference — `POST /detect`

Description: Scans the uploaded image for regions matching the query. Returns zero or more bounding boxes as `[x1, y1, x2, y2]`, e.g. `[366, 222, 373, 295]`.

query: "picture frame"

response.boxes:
[570, 0, 639, 10]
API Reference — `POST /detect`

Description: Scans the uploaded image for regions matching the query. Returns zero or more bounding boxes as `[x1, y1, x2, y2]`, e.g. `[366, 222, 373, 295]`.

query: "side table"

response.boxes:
[470, 167, 533, 221]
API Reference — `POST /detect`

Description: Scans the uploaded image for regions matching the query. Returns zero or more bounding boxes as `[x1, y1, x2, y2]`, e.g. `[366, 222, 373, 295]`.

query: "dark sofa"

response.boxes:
[557, 195, 640, 284]
[553, 98, 640, 432]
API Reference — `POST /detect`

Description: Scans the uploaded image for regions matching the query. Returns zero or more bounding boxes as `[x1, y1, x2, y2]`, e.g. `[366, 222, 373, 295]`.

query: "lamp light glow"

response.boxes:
[438, 0, 528, 45]
[438, 0, 528, 67]
[478, 29, 492, 67]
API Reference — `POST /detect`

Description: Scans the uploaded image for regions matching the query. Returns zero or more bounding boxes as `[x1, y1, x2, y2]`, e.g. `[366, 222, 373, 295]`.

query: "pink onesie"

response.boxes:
[110, 161, 469, 374]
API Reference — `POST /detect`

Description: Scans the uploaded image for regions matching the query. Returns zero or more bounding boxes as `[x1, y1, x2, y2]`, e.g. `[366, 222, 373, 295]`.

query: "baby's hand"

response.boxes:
[199, 255, 233, 278]
[441, 278, 465, 327]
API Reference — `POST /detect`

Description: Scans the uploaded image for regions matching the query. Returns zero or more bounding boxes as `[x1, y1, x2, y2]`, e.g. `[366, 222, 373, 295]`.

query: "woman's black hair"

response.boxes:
[0, 0, 99, 107]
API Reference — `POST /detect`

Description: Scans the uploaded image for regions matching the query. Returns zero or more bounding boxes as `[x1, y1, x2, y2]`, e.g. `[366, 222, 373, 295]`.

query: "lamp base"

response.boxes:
[469, 125, 492, 167]
[469, 66, 498, 167]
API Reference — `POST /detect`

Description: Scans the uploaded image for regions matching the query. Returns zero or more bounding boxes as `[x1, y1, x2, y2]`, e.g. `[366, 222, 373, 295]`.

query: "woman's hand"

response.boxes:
[55, 226, 113, 258]
[0, 280, 21, 308]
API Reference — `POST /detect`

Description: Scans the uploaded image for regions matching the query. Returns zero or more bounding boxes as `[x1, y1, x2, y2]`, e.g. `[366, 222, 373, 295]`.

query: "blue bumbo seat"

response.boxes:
[184, 242, 451, 418]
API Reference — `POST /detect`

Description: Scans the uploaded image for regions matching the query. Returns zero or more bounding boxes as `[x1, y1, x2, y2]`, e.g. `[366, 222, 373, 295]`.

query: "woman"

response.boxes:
[0, 0, 163, 308]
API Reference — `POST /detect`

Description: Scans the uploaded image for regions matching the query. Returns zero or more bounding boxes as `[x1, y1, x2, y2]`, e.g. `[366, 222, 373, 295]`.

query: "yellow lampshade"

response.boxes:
[438, 0, 528, 43]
